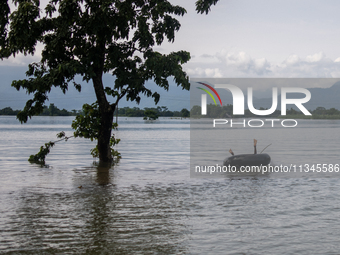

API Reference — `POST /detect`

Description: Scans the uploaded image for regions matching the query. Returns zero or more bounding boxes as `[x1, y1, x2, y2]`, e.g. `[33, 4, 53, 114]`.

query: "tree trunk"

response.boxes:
[92, 70, 116, 165]
[97, 106, 114, 164]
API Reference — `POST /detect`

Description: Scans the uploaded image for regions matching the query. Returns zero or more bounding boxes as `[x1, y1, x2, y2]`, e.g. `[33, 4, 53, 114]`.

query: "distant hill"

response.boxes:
[2, 65, 339, 112]
[0, 66, 190, 112]
[252, 81, 340, 111]
[193, 80, 340, 112]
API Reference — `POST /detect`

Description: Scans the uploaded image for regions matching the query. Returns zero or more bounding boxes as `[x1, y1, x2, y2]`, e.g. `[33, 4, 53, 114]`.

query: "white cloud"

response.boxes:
[186, 67, 222, 78]
[221, 51, 271, 75]
[204, 68, 223, 78]
[225, 52, 251, 68]
[306, 52, 326, 63]
[0, 54, 40, 66]
[253, 58, 270, 75]
[274, 51, 338, 77]
[186, 50, 340, 78]
[284, 55, 300, 66]
[187, 50, 271, 77]
[0, 42, 43, 66]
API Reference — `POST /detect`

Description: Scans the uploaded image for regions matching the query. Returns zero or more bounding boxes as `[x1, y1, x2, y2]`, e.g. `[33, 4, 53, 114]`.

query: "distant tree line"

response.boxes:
[0, 107, 20, 115]
[116, 106, 190, 118]
[0, 104, 190, 118]
[0, 104, 80, 116]
[40, 104, 81, 116]
[190, 104, 340, 119]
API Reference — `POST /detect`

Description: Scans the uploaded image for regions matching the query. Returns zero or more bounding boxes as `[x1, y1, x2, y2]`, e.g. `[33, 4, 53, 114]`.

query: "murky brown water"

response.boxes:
[1, 116, 340, 254]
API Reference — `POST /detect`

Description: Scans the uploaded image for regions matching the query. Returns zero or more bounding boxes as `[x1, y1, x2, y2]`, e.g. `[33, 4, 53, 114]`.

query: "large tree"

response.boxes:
[0, 0, 218, 165]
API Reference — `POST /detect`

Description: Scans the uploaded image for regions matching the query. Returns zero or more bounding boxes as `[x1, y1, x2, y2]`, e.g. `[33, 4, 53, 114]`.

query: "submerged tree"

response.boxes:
[143, 109, 159, 120]
[0, 0, 218, 165]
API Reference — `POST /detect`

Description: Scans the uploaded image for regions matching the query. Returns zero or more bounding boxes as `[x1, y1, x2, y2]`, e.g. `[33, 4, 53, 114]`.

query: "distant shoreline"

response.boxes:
[3, 104, 339, 119]
[190, 115, 340, 120]
[190, 104, 340, 120]
[0, 104, 190, 118]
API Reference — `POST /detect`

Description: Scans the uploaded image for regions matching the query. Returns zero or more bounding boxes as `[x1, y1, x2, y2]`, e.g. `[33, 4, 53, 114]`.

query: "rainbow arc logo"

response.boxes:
[197, 82, 222, 106]
[197, 82, 222, 115]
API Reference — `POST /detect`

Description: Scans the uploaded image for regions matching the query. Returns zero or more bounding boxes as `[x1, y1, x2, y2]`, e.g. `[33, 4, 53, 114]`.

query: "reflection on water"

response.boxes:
[9, 174, 190, 254]
[1, 117, 340, 254]
[0, 117, 191, 254]
[96, 165, 111, 185]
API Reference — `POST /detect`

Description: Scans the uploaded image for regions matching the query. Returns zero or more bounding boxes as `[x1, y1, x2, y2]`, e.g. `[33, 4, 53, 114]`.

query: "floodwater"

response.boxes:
[1, 116, 340, 254]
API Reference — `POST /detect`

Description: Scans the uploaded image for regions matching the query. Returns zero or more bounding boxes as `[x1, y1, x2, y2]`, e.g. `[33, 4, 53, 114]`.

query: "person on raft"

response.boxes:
[229, 139, 257, 156]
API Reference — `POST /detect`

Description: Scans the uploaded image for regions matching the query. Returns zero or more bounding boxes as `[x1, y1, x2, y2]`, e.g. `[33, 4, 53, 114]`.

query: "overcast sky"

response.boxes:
[170, 0, 340, 79]
[2, 0, 340, 109]
[4, 0, 340, 77]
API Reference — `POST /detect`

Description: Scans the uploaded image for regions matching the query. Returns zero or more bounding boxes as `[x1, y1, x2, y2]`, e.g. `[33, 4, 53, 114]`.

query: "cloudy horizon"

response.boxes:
[2, 0, 340, 110]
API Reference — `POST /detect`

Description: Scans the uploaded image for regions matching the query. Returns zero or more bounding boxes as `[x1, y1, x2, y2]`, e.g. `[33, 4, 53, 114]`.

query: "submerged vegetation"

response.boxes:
[28, 103, 121, 165]
[0, 0, 219, 165]
[13, 104, 187, 165]
[1, 0, 212, 164]
[28, 132, 74, 165]
[143, 109, 159, 120]
[118, 106, 189, 118]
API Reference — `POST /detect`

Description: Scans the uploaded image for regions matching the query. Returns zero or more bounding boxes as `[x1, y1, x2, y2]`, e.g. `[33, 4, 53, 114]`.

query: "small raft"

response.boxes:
[223, 153, 271, 167]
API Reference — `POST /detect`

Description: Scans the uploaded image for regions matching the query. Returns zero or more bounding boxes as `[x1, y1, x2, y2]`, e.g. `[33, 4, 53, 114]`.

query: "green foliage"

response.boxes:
[156, 106, 173, 117]
[190, 104, 234, 118]
[56, 131, 66, 139]
[143, 109, 159, 120]
[1, 0, 192, 123]
[196, 0, 219, 14]
[28, 141, 55, 165]
[115, 106, 189, 117]
[72, 103, 101, 141]
[1, 0, 218, 163]
[125, 107, 145, 117]
[0, 107, 20, 115]
[28, 131, 74, 165]
[28, 103, 121, 164]
[190, 105, 201, 116]
[0, 104, 80, 116]
[72, 103, 121, 160]
[40, 103, 76, 116]
[180, 108, 190, 118]
[90, 134, 121, 161]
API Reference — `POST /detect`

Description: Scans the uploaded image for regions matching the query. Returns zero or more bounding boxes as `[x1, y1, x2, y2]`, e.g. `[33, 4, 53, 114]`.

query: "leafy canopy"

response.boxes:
[143, 108, 159, 120]
[0, 0, 220, 164]
[0, 0, 199, 122]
